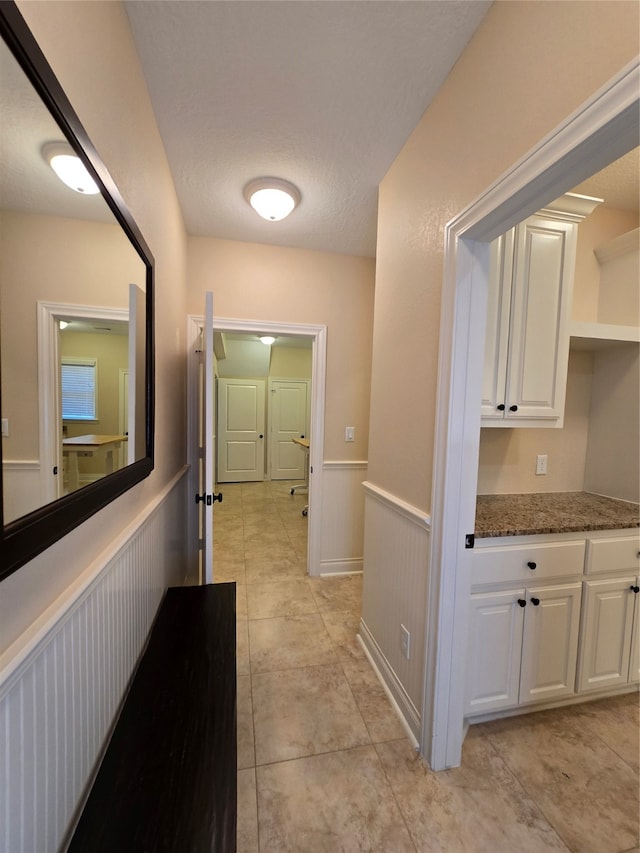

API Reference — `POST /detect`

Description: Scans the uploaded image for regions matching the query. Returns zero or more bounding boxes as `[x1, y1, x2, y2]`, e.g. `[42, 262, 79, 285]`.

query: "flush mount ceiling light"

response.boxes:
[42, 142, 100, 195]
[259, 335, 276, 346]
[243, 178, 301, 222]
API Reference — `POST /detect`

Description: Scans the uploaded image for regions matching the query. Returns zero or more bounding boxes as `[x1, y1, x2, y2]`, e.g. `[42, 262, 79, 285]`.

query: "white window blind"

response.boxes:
[61, 357, 97, 421]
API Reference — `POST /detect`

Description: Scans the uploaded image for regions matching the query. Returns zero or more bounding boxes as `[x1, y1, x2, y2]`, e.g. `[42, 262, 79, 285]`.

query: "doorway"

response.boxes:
[425, 60, 639, 770]
[186, 313, 327, 581]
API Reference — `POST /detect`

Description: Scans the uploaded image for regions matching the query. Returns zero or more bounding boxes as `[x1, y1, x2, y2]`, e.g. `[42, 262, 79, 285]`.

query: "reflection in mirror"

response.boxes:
[0, 31, 147, 523]
[0, 1, 154, 578]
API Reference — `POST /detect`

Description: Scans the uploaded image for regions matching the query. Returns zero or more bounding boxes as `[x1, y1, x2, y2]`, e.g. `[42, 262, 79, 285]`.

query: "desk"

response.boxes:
[63, 434, 127, 492]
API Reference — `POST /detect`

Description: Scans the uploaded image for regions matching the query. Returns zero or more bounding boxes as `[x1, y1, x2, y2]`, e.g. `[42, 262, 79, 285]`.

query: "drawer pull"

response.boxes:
[527, 561, 537, 570]
[517, 598, 527, 607]
[530, 597, 540, 606]
[631, 585, 640, 594]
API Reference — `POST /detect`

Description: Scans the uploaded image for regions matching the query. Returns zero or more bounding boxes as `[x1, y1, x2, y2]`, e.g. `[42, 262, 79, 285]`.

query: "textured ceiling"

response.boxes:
[572, 147, 640, 215]
[124, 0, 492, 257]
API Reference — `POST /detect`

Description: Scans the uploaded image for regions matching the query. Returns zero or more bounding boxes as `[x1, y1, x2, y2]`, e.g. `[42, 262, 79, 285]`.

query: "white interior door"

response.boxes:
[269, 379, 309, 479]
[197, 291, 216, 584]
[217, 378, 265, 482]
[118, 369, 129, 469]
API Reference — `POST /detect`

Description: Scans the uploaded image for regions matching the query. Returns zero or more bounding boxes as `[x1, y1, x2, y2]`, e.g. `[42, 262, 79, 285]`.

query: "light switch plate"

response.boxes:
[1, 419, 8, 437]
[345, 426, 355, 442]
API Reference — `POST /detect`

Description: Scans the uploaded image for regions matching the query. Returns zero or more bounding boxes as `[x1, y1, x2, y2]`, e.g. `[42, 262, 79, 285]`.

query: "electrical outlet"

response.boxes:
[400, 624, 411, 659]
[536, 454, 548, 475]
[1, 419, 8, 437]
[345, 426, 355, 442]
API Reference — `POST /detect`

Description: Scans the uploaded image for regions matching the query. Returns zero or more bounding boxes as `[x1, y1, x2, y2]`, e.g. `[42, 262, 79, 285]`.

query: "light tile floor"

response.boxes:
[213, 480, 640, 853]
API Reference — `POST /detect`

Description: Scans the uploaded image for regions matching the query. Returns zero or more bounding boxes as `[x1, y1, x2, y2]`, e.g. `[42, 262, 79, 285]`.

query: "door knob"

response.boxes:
[259, 434, 264, 439]
[497, 404, 505, 411]
[530, 597, 540, 606]
[527, 561, 537, 570]
[509, 404, 518, 412]
[630, 585, 640, 594]
[517, 599, 526, 607]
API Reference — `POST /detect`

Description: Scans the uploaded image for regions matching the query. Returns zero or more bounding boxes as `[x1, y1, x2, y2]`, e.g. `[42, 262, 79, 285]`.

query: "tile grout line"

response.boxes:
[480, 732, 574, 852]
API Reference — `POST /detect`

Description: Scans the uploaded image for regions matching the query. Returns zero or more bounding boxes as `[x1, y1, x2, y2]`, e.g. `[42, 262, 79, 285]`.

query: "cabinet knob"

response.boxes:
[509, 404, 518, 412]
[497, 404, 506, 411]
[630, 585, 640, 594]
[530, 597, 540, 606]
[527, 561, 537, 570]
[517, 598, 527, 607]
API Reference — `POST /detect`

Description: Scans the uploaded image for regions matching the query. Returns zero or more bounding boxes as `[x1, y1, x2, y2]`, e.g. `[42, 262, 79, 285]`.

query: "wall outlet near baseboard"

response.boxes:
[535, 454, 548, 475]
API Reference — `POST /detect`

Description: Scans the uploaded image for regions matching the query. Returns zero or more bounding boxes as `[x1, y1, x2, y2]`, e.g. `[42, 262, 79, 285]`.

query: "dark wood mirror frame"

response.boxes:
[0, 1, 155, 580]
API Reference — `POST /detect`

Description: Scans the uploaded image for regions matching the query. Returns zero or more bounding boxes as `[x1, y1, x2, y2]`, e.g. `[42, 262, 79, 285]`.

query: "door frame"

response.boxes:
[425, 59, 639, 769]
[37, 301, 129, 503]
[186, 314, 327, 578]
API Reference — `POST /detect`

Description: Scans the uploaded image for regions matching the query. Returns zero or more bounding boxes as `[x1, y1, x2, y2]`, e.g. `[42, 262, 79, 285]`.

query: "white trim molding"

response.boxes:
[0, 468, 188, 853]
[186, 313, 327, 578]
[358, 619, 421, 742]
[362, 480, 431, 529]
[37, 301, 129, 506]
[425, 58, 640, 771]
[319, 461, 368, 576]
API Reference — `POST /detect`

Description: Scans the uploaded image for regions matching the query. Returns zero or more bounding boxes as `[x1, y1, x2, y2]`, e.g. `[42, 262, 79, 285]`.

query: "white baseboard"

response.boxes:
[358, 617, 421, 743]
[319, 558, 363, 576]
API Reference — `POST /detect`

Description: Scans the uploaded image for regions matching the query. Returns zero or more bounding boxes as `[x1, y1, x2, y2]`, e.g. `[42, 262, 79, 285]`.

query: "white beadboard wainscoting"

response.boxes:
[359, 481, 431, 740]
[319, 461, 367, 575]
[3, 460, 41, 525]
[0, 468, 188, 853]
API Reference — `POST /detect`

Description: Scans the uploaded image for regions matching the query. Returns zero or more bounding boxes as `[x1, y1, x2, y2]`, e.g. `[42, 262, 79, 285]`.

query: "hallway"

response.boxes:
[213, 481, 639, 852]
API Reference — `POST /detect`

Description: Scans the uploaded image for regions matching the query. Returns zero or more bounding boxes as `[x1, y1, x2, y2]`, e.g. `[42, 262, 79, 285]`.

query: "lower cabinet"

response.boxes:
[466, 582, 582, 715]
[577, 576, 640, 692]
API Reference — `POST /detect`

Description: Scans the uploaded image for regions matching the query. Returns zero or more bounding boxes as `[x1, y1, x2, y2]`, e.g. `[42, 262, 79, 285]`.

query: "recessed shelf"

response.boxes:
[570, 321, 640, 351]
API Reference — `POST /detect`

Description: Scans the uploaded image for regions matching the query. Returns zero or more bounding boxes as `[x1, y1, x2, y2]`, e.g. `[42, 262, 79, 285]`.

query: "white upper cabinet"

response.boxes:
[482, 194, 601, 427]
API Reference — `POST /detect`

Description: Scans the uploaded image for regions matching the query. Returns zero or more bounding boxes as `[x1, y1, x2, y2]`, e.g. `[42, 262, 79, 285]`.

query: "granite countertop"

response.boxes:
[475, 492, 640, 538]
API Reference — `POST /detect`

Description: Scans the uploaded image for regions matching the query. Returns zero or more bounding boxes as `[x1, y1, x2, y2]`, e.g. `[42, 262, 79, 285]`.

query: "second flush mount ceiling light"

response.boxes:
[42, 142, 99, 195]
[244, 177, 301, 221]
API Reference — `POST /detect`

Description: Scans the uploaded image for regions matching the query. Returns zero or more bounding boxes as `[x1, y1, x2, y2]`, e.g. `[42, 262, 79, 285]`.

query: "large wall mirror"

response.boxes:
[0, 2, 155, 580]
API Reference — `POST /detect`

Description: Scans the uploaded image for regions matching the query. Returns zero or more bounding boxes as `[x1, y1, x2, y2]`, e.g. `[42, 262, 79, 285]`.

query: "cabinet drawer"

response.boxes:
[585, 535, 640, 575]
[472, 540, 585, 585]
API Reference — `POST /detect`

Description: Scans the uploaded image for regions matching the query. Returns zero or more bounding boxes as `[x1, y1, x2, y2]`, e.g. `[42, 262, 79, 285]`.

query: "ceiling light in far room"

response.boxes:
[42, 142, 100, 195]
[244, 178, 301, 221]
[259, 335, 276, 346]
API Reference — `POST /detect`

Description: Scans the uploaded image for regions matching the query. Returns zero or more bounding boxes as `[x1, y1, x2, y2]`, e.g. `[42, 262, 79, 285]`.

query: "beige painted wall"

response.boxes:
[584, 346, 639, 503]
[0, 210, 142, 461]
[1, 0, 188, 653]
[369, 0, 640, 512]
[477, 350, 594, 494]
[270, 346, 312, 379]
[572, 206, 639, 323]
[188, 236, 375, 461]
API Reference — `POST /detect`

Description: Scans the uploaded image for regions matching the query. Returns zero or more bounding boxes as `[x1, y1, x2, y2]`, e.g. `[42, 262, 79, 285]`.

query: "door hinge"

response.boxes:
[465, 533, 475, 549]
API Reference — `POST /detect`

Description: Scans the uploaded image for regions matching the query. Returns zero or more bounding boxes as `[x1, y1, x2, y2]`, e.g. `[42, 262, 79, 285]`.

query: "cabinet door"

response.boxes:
[504, 216, 576, 423]
[481, 231, 515, 420]
[628, 578, 640, 684]
[465, 588, 525, 715]
[577, 577, 636, 692]
[519, 582, 581, 704]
